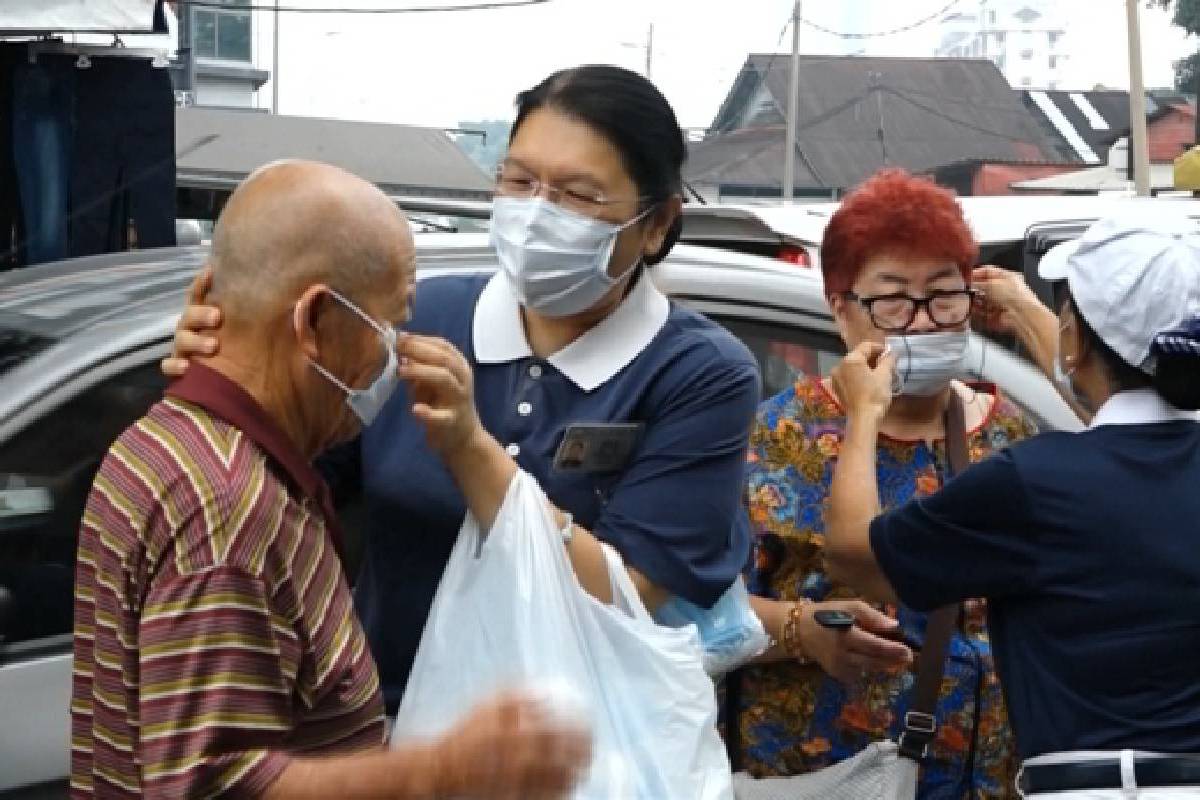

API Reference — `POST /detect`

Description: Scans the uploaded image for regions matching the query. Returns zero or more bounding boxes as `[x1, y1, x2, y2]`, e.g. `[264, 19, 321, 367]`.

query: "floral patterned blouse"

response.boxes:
[734, 376, 1036, 799]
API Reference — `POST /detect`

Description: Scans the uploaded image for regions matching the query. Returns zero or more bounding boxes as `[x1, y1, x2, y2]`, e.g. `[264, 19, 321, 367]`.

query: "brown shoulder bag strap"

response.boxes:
[897, 389, 969, 762]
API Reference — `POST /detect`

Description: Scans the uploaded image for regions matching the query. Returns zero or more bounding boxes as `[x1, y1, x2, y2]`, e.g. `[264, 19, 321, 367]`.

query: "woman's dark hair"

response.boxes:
[1054, 282, 1200, 410]
[511, 65, 686, 266]
[1153, 348, 1200, 410]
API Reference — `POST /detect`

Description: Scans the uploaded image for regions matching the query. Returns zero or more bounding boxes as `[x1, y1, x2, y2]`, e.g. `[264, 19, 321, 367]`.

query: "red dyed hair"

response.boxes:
[820, 168, 978, 296]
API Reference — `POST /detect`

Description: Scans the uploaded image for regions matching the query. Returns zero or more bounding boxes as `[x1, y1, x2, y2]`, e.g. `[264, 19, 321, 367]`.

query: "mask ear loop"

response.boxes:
[607, 204, 661, 287]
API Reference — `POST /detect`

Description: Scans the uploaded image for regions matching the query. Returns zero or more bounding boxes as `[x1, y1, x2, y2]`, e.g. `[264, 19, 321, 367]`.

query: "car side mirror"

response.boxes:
[0, 482, 54, 521]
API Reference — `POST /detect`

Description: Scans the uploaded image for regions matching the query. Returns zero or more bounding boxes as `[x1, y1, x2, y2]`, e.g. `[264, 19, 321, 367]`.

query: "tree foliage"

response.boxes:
[1158, 0, 1200, 36]
[1157, 0, 1200, 90]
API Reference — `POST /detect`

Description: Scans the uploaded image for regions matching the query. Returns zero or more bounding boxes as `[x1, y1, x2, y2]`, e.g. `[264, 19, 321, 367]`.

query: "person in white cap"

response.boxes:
[820, 209, 1200, 799]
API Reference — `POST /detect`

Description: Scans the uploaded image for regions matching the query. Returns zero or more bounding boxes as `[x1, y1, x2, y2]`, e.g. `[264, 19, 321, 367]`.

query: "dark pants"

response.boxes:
[11, 56, 75, 266]
[0, 45, 22, 268]
[71, 58, 175, 256]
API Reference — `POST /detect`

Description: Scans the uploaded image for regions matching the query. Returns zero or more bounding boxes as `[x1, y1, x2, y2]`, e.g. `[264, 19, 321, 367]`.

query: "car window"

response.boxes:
[0, 361, 167, 660]
[0, 326, 55, 377]
[713, 316, 846, 401]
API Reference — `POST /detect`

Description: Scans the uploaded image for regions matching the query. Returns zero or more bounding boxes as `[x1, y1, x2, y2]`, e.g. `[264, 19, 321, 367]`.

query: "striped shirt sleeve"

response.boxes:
[137, 564, 294, 799]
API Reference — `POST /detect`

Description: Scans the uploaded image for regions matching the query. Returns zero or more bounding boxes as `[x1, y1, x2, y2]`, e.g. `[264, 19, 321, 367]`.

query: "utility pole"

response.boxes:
[782, 1, 802, 202]
[645, 23, 654, 80]
[272, 0, 281, 113]
[1125, 0, 1151, 196]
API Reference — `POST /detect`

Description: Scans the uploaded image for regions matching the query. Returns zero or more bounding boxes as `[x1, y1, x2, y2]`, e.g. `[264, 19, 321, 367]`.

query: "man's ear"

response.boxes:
[293, 284, 331, 362]
[643, 195, 683, 260]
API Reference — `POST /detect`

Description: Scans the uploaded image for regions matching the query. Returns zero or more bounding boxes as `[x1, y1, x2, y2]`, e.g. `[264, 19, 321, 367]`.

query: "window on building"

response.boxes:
[1021, 49, 1034, 61]
[996, 54, 1007, 71]
[1049, 55, 1060, 70]
[994, 31, 1006, 46]
[192, 0, 252, 62]
[1021, 76, 1033, 87]
[1049, 32, 1061, 47]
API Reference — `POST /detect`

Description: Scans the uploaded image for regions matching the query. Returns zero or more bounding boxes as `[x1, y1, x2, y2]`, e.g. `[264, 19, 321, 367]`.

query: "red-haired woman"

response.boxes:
[731, 169, 1034, 798]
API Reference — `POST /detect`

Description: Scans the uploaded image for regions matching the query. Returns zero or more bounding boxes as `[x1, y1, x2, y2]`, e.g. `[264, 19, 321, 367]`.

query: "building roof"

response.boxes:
[176, 107, 493, 201]
[1009, 162, 1179, 193]
[3, 0, 158, 33]
[1021, 89, 1197, 165]
[694, 54, 1069, 194]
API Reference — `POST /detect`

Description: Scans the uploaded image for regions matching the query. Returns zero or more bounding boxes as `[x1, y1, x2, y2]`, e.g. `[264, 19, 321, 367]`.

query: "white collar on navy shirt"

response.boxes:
[1089, 388, 1199, 428]
[471, 270, 670, 392]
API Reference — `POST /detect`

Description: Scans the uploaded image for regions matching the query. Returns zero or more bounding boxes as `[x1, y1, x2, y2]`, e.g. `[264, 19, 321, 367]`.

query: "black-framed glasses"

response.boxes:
[845, 289, 977, 332]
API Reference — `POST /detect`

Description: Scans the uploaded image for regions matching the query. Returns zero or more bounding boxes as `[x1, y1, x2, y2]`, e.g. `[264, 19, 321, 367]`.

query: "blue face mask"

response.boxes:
[885, 330, 971, 396]
[306, 289, 400, 426]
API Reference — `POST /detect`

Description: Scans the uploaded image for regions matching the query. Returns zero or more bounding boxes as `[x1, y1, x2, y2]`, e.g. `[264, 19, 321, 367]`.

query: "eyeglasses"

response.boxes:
[494, 164, 650, 217]
[845, 289, 977, 332]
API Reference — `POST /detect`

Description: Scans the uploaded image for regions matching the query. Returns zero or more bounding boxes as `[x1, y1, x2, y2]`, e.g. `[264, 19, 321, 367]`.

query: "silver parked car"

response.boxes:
[0, 237, 1079, 796]
[679, 195, 1200, 305]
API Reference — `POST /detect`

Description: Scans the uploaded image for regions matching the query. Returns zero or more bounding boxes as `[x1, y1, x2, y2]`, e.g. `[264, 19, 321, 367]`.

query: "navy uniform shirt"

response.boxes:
[869, 390, 1200, 758]
[323, 271, 760, 711]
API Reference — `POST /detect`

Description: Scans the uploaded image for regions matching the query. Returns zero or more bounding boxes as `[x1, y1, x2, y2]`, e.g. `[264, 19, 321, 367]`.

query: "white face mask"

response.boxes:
[304, 289, 400, 427]
[885, 331, 970, 396]
[489, 196, 653, 318]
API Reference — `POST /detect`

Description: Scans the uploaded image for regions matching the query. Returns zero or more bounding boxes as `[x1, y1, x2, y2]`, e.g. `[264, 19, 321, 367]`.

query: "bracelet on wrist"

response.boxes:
[781, 599, 813, 664]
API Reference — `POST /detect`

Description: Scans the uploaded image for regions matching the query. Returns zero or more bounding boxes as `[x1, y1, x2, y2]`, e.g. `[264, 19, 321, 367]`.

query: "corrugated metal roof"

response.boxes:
[176, 107, 493, 200]
[693, 55, 1069, 193]
[1020, 90, 1197, 165]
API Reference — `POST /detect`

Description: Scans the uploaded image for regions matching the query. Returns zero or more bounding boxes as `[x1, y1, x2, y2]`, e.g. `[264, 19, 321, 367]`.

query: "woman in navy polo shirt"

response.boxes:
[825, 211, 1200, 798]
[167, 65, 761, 715]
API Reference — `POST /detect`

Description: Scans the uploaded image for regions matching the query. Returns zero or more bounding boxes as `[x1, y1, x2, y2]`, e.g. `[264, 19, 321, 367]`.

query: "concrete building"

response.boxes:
[936, 0, 1066, 89]
[179, 0, 272, 109]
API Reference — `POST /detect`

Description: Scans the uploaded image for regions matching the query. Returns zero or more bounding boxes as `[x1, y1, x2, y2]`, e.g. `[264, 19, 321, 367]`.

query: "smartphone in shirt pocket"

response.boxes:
[552, 423, 643, 474]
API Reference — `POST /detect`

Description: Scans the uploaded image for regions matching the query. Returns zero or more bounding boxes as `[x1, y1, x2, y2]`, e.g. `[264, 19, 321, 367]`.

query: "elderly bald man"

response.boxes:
[69, 161, 589, 800]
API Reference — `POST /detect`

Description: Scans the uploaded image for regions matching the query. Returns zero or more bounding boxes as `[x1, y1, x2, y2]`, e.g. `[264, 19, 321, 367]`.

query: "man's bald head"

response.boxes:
[209, 160, 415, 322]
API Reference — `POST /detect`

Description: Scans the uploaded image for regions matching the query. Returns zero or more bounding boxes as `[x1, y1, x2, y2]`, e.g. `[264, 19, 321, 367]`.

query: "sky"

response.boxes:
[260, 0, 1195, 130]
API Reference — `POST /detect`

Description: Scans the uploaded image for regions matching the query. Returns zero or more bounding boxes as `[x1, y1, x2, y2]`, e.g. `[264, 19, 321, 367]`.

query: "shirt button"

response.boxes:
[517, 401, 533, 416]
[529, 364, 544, 379]
[506, 443, 521, 457]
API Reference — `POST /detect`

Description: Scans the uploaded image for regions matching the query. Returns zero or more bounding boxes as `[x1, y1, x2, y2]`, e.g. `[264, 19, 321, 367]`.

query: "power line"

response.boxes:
[718, 0, 965, 135]
[799, 0, 962, 39]
[176, 0, 549, 13]
[881, 85, 1042, 143]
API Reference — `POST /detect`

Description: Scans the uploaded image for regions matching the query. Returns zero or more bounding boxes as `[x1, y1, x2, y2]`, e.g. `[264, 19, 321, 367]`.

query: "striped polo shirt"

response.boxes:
[71, 363, 385, 799]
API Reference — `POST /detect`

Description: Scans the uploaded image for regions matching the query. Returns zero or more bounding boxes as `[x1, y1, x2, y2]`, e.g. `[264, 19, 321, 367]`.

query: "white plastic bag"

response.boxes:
[654, 576, 770, 676]
[732, 741, 917, 800]
[391, 470, 733, 800]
